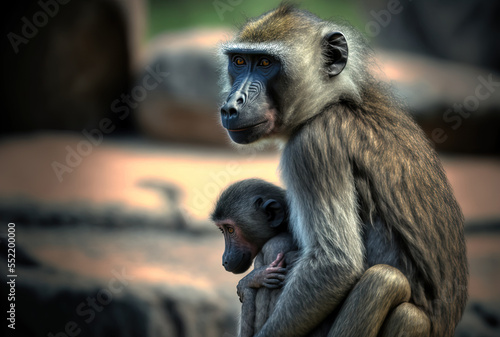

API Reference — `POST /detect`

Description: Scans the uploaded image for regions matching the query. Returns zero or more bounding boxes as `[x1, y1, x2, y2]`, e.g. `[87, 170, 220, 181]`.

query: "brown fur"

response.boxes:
[238, 4, 319, 43]
[219, 4, 467, 337]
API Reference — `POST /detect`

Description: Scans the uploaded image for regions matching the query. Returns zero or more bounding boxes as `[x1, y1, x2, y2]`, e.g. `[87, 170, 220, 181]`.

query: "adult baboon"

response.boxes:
[217, 4, 467, 337]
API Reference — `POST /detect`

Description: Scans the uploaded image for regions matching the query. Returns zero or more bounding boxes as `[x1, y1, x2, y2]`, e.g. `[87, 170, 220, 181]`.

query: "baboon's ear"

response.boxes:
[252, 196, 264, 209]
[262, 199, 285, 228]
[323, 32, 348, 77]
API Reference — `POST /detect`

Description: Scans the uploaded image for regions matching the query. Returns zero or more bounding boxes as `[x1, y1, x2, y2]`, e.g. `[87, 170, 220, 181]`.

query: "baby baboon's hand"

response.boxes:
[237, 252, 287, 301]
[255, 253, 287, 289]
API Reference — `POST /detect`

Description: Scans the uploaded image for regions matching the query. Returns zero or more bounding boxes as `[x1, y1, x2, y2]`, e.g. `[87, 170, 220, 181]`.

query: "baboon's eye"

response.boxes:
[227, 227, 235, 234]
[259, 58, 270, 67]
[234, 56, 245, 66]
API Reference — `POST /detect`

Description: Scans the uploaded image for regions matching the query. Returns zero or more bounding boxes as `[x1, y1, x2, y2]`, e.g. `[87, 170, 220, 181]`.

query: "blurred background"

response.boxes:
[0, 0, 499, 336]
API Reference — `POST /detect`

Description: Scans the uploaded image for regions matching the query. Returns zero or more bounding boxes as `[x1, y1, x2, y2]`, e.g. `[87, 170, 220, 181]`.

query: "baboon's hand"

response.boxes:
[237, 275, 254, 302]
[237, 253, 287, 300]
[256, 253, 288, 289]
[237, 283, 245, 303]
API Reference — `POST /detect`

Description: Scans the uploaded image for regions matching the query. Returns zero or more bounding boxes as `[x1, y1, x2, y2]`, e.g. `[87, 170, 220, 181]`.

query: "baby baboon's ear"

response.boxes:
[262, 199, 285, 228]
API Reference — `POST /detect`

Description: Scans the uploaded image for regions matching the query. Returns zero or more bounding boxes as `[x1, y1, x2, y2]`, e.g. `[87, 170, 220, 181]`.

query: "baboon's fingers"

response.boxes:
[269, 252, 285, 267]
[263, 282, 283, 289]
[264, 278, 282, 284]
[267, 273, 286, 280]
[266, 267, 287, 274]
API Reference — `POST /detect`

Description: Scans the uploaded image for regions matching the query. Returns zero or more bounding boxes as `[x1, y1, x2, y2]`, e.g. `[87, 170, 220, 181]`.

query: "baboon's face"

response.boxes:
[220, 53, 281, 144]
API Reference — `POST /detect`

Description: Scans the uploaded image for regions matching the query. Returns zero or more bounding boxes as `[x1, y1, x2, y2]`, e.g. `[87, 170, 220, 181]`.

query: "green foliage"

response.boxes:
[147, 0, 364, 39]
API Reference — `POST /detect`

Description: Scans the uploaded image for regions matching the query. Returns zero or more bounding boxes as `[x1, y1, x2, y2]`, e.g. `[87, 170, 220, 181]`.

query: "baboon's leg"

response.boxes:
[328, 264, 428, 337]
[254, 288, 271, 332]
[379, 302, 430, 337]
[239, 288, 257, 337]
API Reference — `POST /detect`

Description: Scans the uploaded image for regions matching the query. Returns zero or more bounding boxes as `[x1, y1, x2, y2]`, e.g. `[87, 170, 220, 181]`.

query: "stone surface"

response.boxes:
[0, 134, 498, 336]
[456, 301, 500, 337]
[1, 227, 238, 337]
[135, 29, 233, 146]
[2, 0, 145, 134]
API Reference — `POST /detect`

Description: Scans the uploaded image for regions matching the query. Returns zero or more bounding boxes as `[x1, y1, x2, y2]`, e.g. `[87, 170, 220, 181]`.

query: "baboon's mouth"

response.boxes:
[226, 121, 268, 144]
[231, 253, 252, 274]
[227, 121, 267, 132]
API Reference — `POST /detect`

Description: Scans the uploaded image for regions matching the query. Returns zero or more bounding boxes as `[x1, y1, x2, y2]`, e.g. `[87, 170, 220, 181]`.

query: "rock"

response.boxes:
[1, 0, 146, 134]
[2, 266, 235, 337]
[135, 29, 234, 146]
[455, 301, 500, 337]
[1, 226, 241, 337]
[371, 50, 500, 154]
